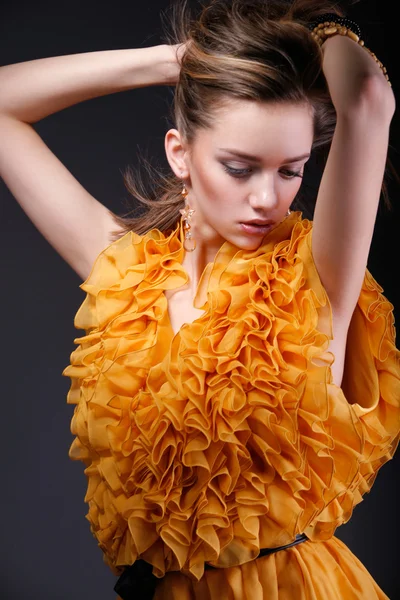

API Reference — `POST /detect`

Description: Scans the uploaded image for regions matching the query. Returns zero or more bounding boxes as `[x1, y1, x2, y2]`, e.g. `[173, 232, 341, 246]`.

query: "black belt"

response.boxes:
[114, 533, 309, 600]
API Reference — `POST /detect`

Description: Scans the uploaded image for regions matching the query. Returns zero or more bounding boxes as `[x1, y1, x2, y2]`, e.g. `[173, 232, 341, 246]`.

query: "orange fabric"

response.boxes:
[62, 211, 400, 598]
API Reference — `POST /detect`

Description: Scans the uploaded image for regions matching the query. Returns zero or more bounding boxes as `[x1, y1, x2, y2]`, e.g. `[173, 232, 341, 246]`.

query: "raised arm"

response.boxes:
[0, 44, 181, 280]
[311, 34, 395, 321]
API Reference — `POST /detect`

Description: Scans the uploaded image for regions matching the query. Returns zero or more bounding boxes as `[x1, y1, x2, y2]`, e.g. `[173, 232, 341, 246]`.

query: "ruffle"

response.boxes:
[62, 211, 400, 582]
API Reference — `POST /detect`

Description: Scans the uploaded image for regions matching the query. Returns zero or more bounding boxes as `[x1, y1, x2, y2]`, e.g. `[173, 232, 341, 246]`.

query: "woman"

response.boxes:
[0, 0, 398, 598]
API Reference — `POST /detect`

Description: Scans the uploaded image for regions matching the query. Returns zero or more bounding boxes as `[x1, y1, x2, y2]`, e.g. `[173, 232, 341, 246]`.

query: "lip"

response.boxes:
[239, 222, 274, 235]
[243, 220, 275, 226]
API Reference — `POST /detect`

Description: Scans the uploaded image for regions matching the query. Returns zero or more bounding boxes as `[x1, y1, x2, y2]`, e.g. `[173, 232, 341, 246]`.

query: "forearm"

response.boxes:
[322, 35, 395, 116]
[0, 44, 178, 123]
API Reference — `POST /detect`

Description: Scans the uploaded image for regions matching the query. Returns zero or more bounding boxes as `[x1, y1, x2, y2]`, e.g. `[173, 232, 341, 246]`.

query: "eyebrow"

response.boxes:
[218, 148, 311, 163]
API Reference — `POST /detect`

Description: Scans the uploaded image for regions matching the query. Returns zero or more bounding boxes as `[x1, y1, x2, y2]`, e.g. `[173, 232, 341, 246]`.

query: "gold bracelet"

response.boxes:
[310, 21, 391, 87]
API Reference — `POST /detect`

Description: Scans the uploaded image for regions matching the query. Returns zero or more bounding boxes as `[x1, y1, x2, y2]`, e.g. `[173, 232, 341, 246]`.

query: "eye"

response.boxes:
[280, 169, 303, 179]
[223, 164, 252, 178]
[222, 164, 303, 180]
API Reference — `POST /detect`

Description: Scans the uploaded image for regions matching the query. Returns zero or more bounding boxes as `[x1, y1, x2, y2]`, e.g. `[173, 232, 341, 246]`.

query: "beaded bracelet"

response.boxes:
[307, 13, 391, 87]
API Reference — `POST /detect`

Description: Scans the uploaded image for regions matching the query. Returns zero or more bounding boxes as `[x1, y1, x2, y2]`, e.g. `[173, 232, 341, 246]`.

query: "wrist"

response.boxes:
[312, 21, 391, 87]
[308, 14, 392, 111]
[322, 35, 392, 104]
[159, 44, 182, 86]
[121, 45, 180, 89]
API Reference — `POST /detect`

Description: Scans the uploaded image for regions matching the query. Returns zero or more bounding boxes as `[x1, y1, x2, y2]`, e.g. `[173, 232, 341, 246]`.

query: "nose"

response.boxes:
[247, 176, 279, 212]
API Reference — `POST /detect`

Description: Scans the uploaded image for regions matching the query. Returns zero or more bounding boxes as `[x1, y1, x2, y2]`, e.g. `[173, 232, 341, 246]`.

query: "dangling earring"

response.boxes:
[179, 180, 196, 252]
[286, 209, 291, 217]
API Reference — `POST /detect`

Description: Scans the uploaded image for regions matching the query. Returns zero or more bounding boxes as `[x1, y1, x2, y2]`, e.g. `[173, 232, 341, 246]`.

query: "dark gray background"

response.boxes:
[0, 1, 399, 598]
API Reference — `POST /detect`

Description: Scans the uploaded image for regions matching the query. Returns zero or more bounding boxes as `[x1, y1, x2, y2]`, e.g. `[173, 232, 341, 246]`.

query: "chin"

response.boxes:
[228, 233, 263, 250]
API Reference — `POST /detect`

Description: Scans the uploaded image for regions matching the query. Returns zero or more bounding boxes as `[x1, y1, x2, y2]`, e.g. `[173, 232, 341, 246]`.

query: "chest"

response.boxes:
[165, 288, 348, 389]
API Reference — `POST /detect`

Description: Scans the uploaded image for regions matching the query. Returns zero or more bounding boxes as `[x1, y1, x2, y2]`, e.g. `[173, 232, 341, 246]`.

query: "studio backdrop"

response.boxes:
[0, 1, 398, 599]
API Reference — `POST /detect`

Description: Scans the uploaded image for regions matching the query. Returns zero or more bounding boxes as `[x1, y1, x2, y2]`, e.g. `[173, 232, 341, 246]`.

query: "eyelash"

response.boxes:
[222, 165, 303, 179]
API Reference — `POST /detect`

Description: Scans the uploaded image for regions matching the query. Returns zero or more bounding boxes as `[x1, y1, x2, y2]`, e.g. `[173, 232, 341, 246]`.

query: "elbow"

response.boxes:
[356, 75, 396, 121]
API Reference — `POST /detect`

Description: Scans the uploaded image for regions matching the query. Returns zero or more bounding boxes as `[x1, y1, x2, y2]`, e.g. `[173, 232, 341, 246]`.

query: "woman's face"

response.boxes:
[168, 99, 314, 250]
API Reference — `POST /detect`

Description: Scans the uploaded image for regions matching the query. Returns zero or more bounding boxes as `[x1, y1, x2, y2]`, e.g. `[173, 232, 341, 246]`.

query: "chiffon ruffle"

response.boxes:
[62, 211, 399, 598]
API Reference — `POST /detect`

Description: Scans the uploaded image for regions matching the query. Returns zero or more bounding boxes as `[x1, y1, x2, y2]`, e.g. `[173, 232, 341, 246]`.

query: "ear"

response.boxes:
[164, 129, 190, 178]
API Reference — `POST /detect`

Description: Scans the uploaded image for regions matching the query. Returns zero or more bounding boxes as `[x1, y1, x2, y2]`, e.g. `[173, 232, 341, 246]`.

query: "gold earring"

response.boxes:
[179, 181, 196, 252]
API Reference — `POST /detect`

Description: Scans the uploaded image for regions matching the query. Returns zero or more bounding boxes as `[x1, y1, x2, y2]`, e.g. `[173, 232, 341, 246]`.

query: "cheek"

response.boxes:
[281, 178, 302, 200]
[195, 161, 229, 202]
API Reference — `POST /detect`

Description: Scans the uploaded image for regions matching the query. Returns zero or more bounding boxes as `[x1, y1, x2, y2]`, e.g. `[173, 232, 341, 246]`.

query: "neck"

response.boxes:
[180, 219, 226, 291]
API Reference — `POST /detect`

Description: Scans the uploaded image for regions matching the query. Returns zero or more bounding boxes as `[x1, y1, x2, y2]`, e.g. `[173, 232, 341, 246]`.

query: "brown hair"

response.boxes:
[110, 0, 397, 242]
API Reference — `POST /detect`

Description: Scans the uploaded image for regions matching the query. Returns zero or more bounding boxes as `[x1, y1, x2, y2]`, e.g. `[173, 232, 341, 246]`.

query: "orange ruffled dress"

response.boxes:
[62, 211, 400, 599]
